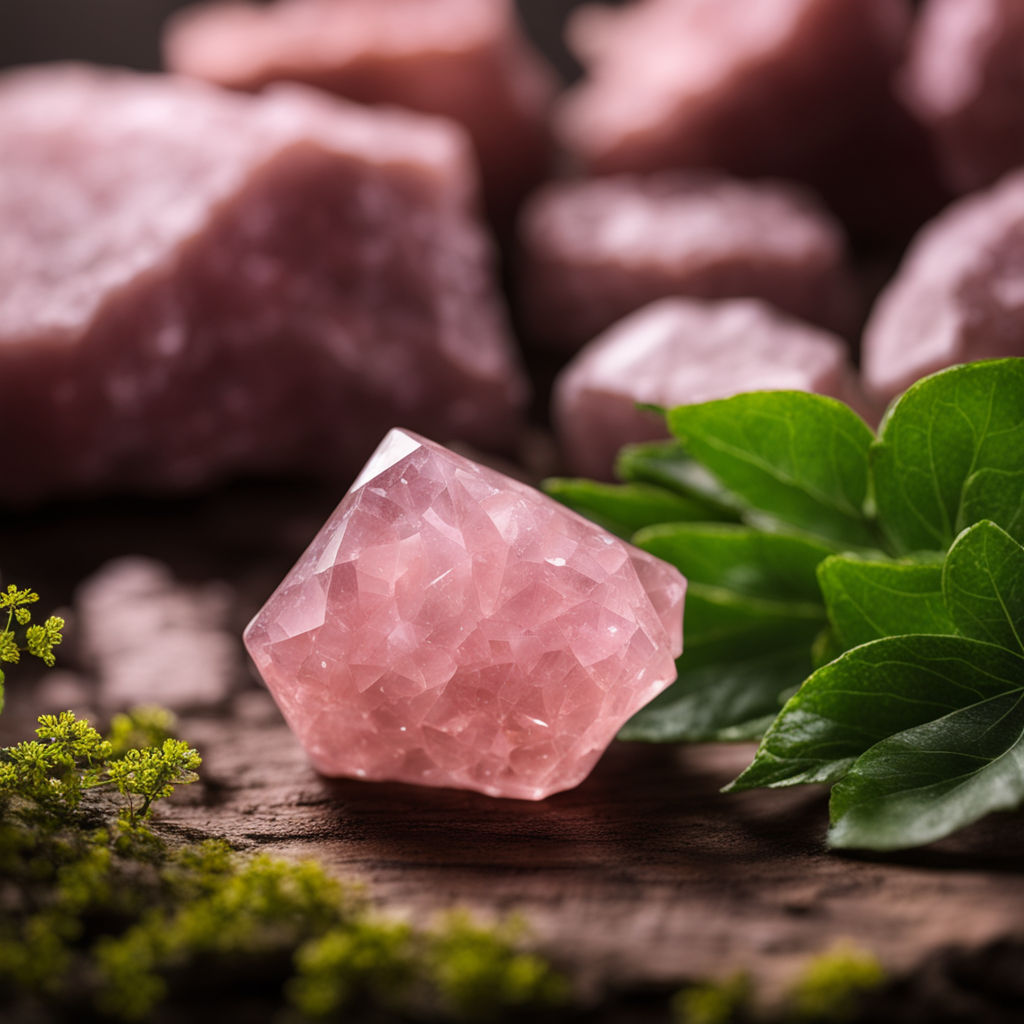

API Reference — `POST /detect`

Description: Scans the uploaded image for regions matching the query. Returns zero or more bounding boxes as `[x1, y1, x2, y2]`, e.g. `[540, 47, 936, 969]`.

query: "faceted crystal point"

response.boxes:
[244, 429, 685, 800]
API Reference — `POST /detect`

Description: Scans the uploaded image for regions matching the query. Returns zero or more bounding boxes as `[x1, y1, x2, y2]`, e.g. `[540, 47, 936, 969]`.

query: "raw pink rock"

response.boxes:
[554, 0, 944, 238]
[862, 170, 1024, 403]
[518, 173, 857, 351]
[164, 0, 555, 219]
[0, 65, 525, 503]
[554, 298, 858, 480]
[901, 0, 1024, 194]
[244, 429, 685, 800]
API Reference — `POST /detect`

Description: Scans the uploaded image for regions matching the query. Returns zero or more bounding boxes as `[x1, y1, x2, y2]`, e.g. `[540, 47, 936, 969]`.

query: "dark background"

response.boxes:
[0, 0, 616, 81]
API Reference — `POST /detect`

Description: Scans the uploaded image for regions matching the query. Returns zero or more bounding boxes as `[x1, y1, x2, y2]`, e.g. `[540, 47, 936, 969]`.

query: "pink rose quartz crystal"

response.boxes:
[244, 429, 686, 800]
[0, 65, 525, 503]
[164, 0, 555, 219]
[554, 298, 858, 480]
[518, 173, 857, 352]
[901, 0, 1024, 195]
[862, 170, 1024, 403]
[554, 0, 944, 238]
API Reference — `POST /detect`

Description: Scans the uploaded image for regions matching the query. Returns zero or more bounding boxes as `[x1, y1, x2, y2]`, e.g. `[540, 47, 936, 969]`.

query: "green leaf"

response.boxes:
[817, 556, 953, 650]
[622, 522, 828, 741]
[679, 585, 824, 671]
[542, 478, 716, 539]
[810, 627, 843, 670]
[621, 584, 821, 742]
[829, 683, 1024, 850]
[871, 359, 1024, 554]
[667, 392, 877, 547]
[942, 520, 1024, 653]
[635, 522, 834, 603]
[621, 645, 811, 743]
[728, 635, 1024, 791]
[614, 441, 743, 519]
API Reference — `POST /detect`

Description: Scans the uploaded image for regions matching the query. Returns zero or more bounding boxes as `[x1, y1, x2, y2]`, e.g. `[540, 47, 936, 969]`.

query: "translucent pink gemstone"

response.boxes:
[244, 429, 685, 800]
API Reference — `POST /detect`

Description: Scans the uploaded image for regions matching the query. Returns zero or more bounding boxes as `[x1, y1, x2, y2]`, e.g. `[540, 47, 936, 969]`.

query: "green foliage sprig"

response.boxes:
[0, 587, 565, 1021]
[0, 713, 565, 1022]
[0, 710, 200, 829]
[0, 583, 64, 713]
[549, 358, 1024, 850]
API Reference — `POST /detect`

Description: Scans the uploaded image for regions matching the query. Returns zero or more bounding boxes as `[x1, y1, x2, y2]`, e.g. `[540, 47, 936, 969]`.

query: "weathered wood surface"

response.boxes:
[170, 709, 1024, 1001]
[4, 482, 1024, 1007]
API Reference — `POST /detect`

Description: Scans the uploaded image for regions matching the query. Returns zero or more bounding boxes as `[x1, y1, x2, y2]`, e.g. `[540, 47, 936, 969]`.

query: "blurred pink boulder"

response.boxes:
[519, 173, 857, 352]
[164, 0, 555, 219]
[554, 298, 858, 480]
[864, 170, 1024, 403]
[555, 0, 944, 238]
[0, 65, 525, 502]
[901, 0, 1024, 195]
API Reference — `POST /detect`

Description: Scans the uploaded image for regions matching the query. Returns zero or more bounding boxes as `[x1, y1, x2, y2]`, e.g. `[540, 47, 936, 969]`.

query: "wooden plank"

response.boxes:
[4, 484, 1024, 1005]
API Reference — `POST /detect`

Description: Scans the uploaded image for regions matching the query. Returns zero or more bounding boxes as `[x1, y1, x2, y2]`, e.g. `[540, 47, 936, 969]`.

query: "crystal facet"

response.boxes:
[244, 430, 685, 800]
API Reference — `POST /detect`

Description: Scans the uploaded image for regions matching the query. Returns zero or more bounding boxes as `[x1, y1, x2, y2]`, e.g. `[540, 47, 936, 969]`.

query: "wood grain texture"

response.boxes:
[3, 481, 1024, 1007]
[168, 703, 1024, 1001]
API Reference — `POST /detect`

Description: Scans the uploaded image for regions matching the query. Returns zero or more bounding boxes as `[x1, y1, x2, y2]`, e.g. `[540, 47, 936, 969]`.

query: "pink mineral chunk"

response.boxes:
[519, 173, 857, 351]
[863, 170, 1024, 403]
[0, 65, 526, 503]
[164, 0, 555, 219]
[901, 0, 1024, 195]
[554, 0, 944, 238]
[244, 429, 685, 800]
[554, 298, 858, 480]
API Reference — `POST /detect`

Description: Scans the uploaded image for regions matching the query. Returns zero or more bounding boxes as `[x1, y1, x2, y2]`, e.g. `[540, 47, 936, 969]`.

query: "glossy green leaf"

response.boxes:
[830, 679, 1024, 850]
[635, 522, 834, 603]
[542, 478, 717, 539]
[817, 556, 953, 650]
[727, 635, 1024, 791]
[871, 359, 1024, 554]
[679, 585, 824, 671]
[621, 583, 821, 742]
[667, 392, 877, 547]
[942, 520, 1024, 653]
[621, 645, 810, 743]
[614, 441, 743, 519]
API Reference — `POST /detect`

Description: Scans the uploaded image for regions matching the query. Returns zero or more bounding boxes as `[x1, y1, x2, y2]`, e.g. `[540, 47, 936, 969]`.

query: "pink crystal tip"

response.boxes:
[244, 429, 685, 799]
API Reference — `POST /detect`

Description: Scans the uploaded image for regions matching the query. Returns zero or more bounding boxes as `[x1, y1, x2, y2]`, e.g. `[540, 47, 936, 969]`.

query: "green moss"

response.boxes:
[427, 911, 568, 1020]
[673, 972, 752, 1024]
[787, 943, 886, 1022]
[0, 709, 567, 1022]
[105, 707, 178, 757]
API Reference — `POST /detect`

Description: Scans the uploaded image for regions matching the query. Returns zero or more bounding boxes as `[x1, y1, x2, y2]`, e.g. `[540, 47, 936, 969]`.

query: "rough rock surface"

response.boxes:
[863, 170, 1024, 402]
[244, 430, 685, 800]
[519, 173, 856, 351]
[164, 0, 555, 219]
[555, 0, 944, 238]
[0, 64, 525, 503]
[554, 298, 857, 480]
[901, 0, 1024, 195]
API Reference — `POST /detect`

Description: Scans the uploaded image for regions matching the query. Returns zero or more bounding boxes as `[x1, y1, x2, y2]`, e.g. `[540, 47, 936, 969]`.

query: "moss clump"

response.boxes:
[673, 972, 752, 1024]
[0, 712, 567, 1022]
[787, 943, 885, 1022]
[290, 911, 567, 1022]
[672, 944, 887, 1024]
